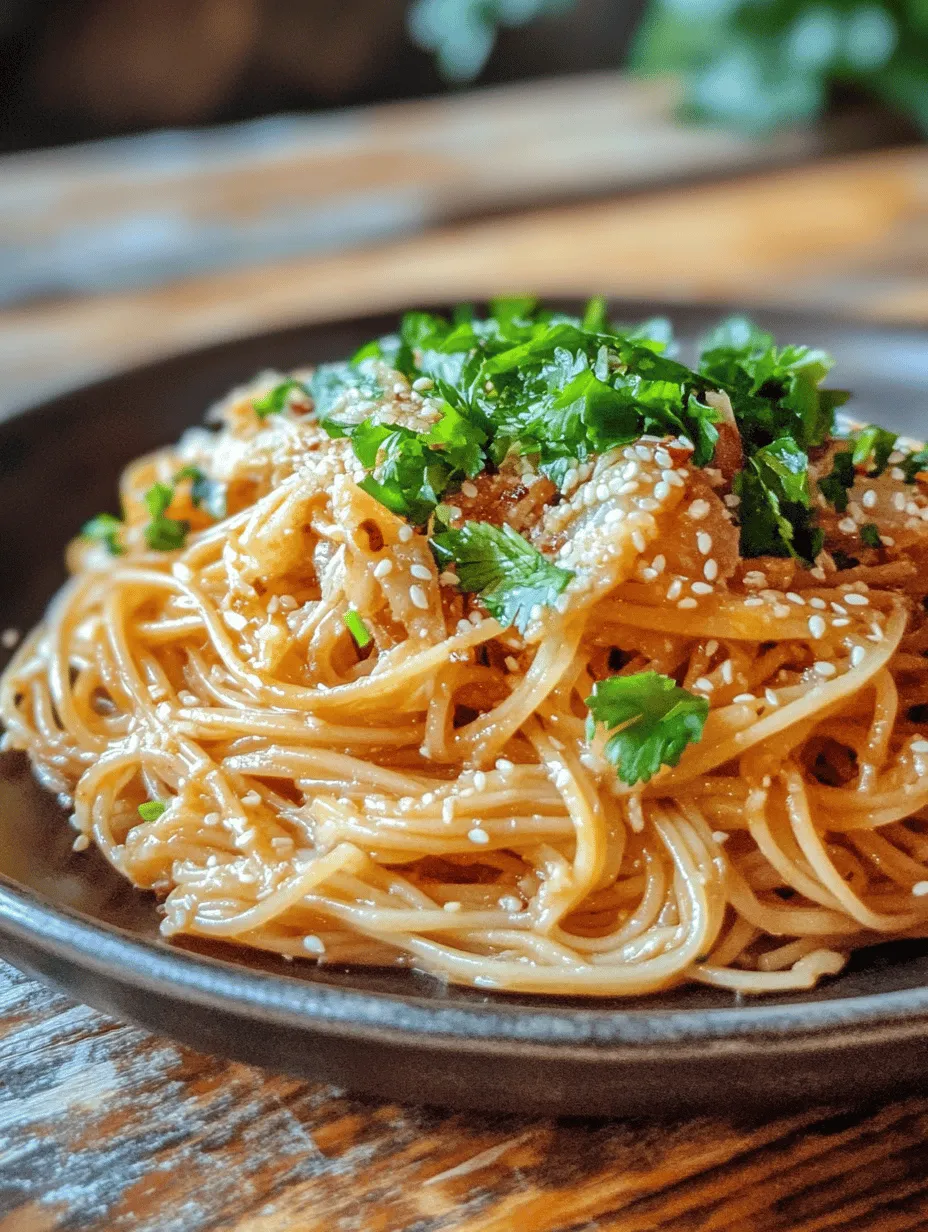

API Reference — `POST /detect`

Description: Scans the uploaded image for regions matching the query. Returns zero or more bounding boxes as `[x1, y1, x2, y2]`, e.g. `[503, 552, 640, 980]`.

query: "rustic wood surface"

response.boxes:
[6, 126, 928, 1230]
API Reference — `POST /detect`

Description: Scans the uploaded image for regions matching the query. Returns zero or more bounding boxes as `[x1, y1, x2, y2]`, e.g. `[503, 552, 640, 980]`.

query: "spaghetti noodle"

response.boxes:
[4, 300, 928, 996]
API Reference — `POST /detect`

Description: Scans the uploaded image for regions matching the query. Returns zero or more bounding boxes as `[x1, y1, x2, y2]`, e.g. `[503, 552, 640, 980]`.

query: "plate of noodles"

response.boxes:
[3, 298, 928, 1115]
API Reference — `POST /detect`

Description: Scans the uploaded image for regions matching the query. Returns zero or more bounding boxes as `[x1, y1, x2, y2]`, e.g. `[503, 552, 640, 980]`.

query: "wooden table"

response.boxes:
[6, 97, 928, 1229]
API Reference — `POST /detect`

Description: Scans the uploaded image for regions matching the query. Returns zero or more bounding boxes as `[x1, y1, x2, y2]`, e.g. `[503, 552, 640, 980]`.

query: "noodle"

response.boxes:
[5, 301, 928, 997]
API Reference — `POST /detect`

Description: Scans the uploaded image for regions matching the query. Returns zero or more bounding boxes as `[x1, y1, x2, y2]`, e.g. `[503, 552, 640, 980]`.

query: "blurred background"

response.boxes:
[3, 0, 928, 416]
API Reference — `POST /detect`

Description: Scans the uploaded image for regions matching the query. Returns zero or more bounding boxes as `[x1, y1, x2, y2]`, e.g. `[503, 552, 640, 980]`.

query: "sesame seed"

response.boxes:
[398, 525, 413, 543]
[618, 480, 639, 495]
[912, 740, 928, 754]
[303, 935, 326, 954]
[850, 645, 866, 667]
[838, 517, 857, 534]
[468, 828, 490, 845]
[635, 445, 652, 461]
[652, 555, 666, 574]
[808, 615, 827, 639]
[638, 497, 660, 512]
[689, 500, 710, 520]
[72, 834, 90, 852]
[655, 448, 672, 468]
[744, 596, 763, 607]
[786, 592, 805, 606]
[595, 483, 610, 502]
[765, 688, 779, 706]
[723, 494, 741, 508]
[706, 640, 719, 656]
[496, 758, 514, 773]
[913, 881, 928, 897]
[721, 660, 734, 684]
[410, 563, 432, 581]
[222, 610, 247, 631]
[813, 661, 837, 678]
[697, 532, 713, 555]
[733, 693, 756, 704]
[529, 604, 542, 622]
[442, 798, 455, 821]
[460, 480, 478, 498]
[844, 593, 869, 607]
[773, 604, 791, 619]
[653, 482, 670, 501]
[439, 571, 457, 586]
[692, 581, 713, 595]
[694, 677, 714, 692]
[505, 655, 519, 672]
[809, 597, 826, 609]
[667, 578, 683, 601]
[862, 489, 878, 509]
[632, 530, 647, 553]
[443, 900, 462, 913]
[833, 618, 851, 628]
[172, 562, 192, 582]
[703, 559, 719, 582]
[409, 585, 429, 610]
[894, 492, 907, 512]
[677, 597, 698, 609]
[473, 771, 487, 792]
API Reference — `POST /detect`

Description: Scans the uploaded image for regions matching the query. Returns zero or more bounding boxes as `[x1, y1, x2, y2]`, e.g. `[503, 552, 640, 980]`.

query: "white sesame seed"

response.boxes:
[529, 604, 542, 622]
[651, 555, 666, 574]
[632, 530, 647, 553]
[894, 492, 907, 512]
[496, 758, 514, 773]
[665, 470, 685, 488]
[833, 618, 851, 628]
[653, 482, 670, 501]
[72, 834, 90, 852]
[697, 532, 713, 555]
[844, 593, 869, 607]
[222, 610, 247, 631]
[468, 828, 490, 845]
[808, 615, 827, 639]
[773, 604, 791, 619]
[692, 581, 713, 595]
[912, 740, 928, 754]
[618, 480, 639, 496]
[667, 579, 683, 601]
[505, 655, 519, 672]
[712, 831, 729, 844]
[172, 562, 192, 582]
[733, 693, 756, 704]
[744, 596, 763, 607]
[689, 500, 710, 521]
[706, 640, 719, 656]
[913, 881, 928, 897]
[721, 660, 734, 684]
[635, 445, 652, 461]
[813, 661, 837, 678]
[409, 585, 429, 610]
[303, 935, 326, 954]
[638, 497, 660, 512]
[703, 559, 719, 582]
[809, 597, 826, 609]
[765, 688, 779, 706]
[443, 900, 462, 912]
[723, 494, 741, 508]
[838, 517, 857, 534]
[410, 563, 432, 581]
[862, 489, 878, 509]
[442, 798, 455, 821]
[678, 597, 698, 609]
[473, 771, 487, 792]
[850, 645, 866, 667]
[655, 449, 673, 468]
[398, 525, 413, 543]
[786, 592, 805, 606]
[694, 677, 714, 692]
[439, 571, 457, 586]
[461, 481, 478, 498]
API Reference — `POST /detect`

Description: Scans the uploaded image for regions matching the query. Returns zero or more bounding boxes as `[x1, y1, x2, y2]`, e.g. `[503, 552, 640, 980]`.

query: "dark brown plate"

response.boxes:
[3, 302, 928, 1116]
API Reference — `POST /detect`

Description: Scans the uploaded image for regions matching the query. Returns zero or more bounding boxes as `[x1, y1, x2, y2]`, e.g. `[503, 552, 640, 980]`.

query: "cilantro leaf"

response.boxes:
[82, 512, 124, 556]
[254, 379, 310, 419]
[432, 521, 573, 633]
[860, 523, 882, 549]
[174, 465, 226, 520]
[901, 446, 928, 484]
[585, 671, 709, 786]
[143, 482, 189, 552]
[736, 436, 821, 561]
[853, 425, 897, 475]
[819, 450, 855, 513]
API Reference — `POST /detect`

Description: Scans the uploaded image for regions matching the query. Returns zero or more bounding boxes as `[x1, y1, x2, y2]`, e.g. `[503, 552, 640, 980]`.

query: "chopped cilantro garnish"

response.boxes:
[853, 425, 897, 475]
[819, 450, 855, 513]
[254, 379, 310, 419]
[173, 465, 226, 520]
[343, 609, 372, 648]
[902, 447, 928, 484]
[432, 520, 573, 633]
[138, 800, 166, 822]
[736, 437, 822, 562]
[143, 482, 189, 552]
[860, 523, 882, 549]
[82, 512, 124, 556]
[585, 671, 709, 787]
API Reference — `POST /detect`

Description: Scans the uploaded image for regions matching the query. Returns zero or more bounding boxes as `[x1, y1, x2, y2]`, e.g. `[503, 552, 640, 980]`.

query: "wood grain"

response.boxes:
[5, 146, 928, 419]
[0, 72, 884, 306]
[4, 956, 928, 1231]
